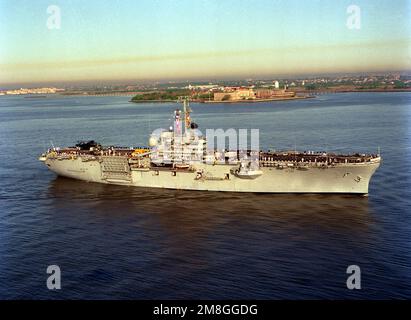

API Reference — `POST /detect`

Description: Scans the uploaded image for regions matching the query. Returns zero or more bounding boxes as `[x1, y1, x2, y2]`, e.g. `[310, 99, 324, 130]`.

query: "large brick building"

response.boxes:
[214, 88, 295, 101]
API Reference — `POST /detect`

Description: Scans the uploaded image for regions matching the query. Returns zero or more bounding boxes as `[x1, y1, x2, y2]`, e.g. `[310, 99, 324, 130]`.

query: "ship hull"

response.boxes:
[44, 157, 380, 194]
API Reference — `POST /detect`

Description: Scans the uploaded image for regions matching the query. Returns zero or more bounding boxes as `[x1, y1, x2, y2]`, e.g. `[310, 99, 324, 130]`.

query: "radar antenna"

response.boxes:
[178, 96, 192, 134]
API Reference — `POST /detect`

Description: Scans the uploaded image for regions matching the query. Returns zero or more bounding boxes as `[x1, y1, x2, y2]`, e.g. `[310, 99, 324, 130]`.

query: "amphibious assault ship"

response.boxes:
[39, 99, 381, 194]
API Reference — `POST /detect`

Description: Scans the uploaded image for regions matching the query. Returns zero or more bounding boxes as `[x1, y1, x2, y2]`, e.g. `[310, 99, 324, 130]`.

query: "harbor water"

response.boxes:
[0, 92, 410, 299]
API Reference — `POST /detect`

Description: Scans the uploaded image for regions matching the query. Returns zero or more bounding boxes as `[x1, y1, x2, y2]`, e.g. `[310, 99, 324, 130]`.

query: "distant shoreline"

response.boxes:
[295, 88, 411, 94]
[129, 99, 178, 103]
[128, 96, 314, 104]
[202, 96, 313, 103]
[0, 89, 409, 100]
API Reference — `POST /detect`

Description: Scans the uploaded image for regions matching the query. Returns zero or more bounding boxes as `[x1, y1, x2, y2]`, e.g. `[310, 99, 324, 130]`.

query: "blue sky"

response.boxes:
[0, 0, 410, 84]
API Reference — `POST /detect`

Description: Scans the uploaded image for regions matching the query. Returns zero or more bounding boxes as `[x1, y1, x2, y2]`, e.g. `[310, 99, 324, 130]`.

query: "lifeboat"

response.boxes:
[174, 163, 190, 170]
[132, 148, 150, 157]
[235, 169, 263, 179]
[232, 162, 263, 179]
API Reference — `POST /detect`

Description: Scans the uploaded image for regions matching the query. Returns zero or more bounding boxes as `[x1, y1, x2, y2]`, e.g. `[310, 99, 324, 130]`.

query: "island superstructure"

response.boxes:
[39, 99, 381, 194]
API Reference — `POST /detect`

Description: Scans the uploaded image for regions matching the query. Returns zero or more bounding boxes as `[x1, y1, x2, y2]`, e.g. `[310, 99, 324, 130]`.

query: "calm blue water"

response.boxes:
[0, 93, 410, 299]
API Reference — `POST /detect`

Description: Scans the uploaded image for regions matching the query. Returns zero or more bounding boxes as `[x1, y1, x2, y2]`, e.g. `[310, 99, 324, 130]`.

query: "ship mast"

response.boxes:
[181, 96, 191, 135]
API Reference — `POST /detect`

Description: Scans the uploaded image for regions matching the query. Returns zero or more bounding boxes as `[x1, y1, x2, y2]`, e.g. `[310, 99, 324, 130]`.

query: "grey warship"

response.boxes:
[39, 99, 381, 194]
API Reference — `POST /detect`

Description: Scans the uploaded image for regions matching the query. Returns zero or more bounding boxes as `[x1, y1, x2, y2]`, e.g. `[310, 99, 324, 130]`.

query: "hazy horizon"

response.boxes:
[1, 0, 410, 87]
[1, 69, 411, 90]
